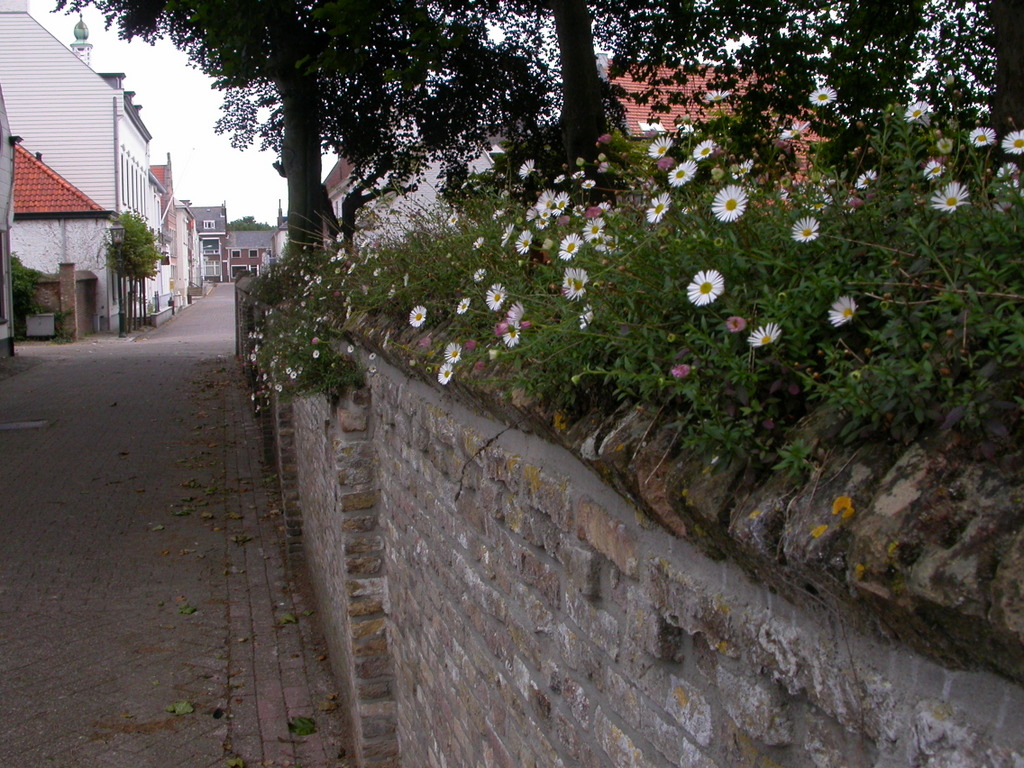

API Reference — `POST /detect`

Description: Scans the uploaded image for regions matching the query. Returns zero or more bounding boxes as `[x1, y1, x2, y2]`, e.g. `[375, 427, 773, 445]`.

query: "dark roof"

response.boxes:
[227, 230, 274, 249]
[13, 145, 106, 214]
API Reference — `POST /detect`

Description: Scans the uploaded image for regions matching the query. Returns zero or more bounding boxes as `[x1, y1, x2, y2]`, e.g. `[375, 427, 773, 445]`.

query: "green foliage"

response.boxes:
[228, 216, 273, 231]
[107, 211, 160, 280]
[10, 255, 41, 331]
[303, 93, 1023, 468]
[245, 250, 365, 400]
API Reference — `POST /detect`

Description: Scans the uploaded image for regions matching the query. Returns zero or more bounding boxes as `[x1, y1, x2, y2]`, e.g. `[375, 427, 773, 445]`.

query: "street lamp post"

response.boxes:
[109, 222, 126, 337]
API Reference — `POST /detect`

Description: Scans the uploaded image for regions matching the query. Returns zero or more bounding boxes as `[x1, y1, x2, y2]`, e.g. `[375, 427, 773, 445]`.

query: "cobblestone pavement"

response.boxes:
[0, 285, 348, 767]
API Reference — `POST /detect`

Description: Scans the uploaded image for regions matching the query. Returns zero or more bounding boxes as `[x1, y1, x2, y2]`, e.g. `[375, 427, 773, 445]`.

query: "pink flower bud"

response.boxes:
[670, 364, 691, 379]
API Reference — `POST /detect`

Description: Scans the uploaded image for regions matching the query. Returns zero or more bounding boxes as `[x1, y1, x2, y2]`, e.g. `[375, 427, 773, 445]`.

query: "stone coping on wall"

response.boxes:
[346, 315, 1024, 687]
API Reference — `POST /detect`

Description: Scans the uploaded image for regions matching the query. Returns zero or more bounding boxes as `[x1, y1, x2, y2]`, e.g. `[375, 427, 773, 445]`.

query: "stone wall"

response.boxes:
[284, 352, 1024, 768]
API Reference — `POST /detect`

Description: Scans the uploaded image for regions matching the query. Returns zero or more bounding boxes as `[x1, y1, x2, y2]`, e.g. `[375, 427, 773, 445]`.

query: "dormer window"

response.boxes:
[203, 220, 216, 230]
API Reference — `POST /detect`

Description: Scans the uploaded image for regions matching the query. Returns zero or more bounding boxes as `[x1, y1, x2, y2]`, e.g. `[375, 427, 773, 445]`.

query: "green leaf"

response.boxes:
[166, 700, 194, 716]
[287, 716, 317, 736]
[225, 759, 245, 768]
[178, 604, 197, 615]
[279, 613, 298, 625]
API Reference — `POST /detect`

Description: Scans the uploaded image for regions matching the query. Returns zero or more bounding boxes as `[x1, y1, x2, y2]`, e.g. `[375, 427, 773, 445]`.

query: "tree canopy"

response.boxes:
[61, 0, 1020, 246]
[228, 216, 274, 231]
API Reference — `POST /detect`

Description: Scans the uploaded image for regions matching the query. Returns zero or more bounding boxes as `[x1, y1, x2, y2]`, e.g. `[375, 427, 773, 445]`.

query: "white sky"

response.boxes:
[32, 0, 289, 226]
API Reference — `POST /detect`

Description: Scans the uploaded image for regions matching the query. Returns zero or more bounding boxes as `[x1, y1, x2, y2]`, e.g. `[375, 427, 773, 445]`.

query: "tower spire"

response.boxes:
[70, 14, 93, 67]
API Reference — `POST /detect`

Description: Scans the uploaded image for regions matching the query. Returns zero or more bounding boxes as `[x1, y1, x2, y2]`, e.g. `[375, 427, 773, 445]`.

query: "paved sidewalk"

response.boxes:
[0, 285, 348, 767]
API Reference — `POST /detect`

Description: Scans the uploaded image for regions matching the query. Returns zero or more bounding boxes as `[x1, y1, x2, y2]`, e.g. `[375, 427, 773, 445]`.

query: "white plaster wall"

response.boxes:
[11, 217, 115, 328]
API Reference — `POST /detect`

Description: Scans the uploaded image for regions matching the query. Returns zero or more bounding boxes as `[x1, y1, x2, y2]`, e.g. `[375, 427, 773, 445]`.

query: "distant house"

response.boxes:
[0, 81, 13, 357]
[192, 204, 228, 282]
[152, 157, 198, 307]
[0, 1, 166, 330]
[324, 145, 500, 245]
[11, 144, 113, 336]
[224, 229, 273, 279]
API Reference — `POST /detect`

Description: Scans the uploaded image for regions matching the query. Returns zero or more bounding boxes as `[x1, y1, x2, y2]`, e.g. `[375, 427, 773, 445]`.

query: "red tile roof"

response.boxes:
[611, 66, 723, 135]
[13, 144, 106, 214]
[151, 164, 168, 187]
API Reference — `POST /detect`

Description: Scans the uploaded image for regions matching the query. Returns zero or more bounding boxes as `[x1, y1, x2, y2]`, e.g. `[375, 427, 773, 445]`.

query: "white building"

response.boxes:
[0, 81, 14, 356]
[0, 0, 165, 331]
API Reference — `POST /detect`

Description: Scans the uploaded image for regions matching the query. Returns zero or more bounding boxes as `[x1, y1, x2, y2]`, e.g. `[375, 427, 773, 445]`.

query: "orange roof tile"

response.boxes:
[13, 144, 106, 214]
[611, 66, 722, 135]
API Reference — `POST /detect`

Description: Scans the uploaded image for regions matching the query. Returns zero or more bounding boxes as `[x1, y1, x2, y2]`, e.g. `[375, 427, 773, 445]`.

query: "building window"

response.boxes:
[202, 239, 219, 254]
[230, 249, 241, 259]
[249, 249, 258, 259]
[203, 220, 216, 230]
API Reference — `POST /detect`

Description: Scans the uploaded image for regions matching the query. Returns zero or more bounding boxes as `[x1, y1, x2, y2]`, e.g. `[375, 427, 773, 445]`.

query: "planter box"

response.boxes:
[26, 313, 55, 337]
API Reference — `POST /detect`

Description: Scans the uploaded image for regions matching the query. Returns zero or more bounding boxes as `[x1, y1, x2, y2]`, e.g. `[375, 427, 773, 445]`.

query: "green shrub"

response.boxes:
[254, 92, 1024, 468]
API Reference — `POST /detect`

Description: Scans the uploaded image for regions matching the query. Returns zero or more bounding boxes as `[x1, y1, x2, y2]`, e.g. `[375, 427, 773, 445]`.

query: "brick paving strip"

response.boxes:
[0, 286, 348, 768]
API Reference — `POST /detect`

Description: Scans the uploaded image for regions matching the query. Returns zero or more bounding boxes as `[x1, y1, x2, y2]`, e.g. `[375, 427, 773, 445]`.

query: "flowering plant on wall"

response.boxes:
[253, 89, 1024, 472]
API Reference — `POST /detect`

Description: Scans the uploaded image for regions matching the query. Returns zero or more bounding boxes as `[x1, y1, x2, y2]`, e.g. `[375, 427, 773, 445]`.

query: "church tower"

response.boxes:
[70, 15, 92, 66]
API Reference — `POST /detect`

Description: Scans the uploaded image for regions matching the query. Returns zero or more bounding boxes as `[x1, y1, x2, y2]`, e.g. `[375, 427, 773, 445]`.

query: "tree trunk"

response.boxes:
[277, 71, 326, 249]
[549, 0, 606, 167]
[990, 0, 1024, 135]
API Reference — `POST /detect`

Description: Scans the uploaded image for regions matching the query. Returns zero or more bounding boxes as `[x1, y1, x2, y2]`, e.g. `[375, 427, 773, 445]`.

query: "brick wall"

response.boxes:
[286, 352, 1024, 768]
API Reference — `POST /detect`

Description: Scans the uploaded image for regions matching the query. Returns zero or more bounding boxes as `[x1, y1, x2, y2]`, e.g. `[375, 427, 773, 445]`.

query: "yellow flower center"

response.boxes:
[946, 197, 958, 207]
[761, 335, 771, 344]
[725, 200, 737, 211]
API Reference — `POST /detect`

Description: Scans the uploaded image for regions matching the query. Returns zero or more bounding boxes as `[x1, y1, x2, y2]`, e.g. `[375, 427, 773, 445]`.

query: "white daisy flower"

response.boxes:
[500, 224, 515, 246]
[502, 324, 521, 348]
[692, 140, 717, 161]
[791, 217, 820, 242]
[748, 322, 782, 347]
[582, 218, 605, 242]
[703, 89, 732, 103]
[409, 305, 427, 327]
[447, 213, 459, 227]
[922, 160, 944, 180]
[1002, 129, 1024, 155]
[930, 181, 970, 213]
[444, 342, 463, 364]
[559, 233, 584, 260]
[855, 170, 877, 189]
[472, 268, 486, 283]
[711, 185, 748, 222]
[668, 159, 699, 187]
[969, 127, 996, 147]
[456, 298, 470, 315]
[648, 136, 674, 159]
[936, 137, 954, 155]
[438, 364, 454, 385]
[579, 305, 594, 330]
[646, 193, 671, 224]
[515, 229, 533, 255]
[562, 267, 589, 301]
[780, 121, 810, 141]
[506, 301, 525, 324]
[686, 269, 725, 306]
[518, 159, 536, 178]
[828, 296, 857, 327]
[581, 179, 596, 189]
[809, 87, 837, 105]
[486, 284, 507, 312]
[472, 237, 485, 249]
[905, 101, 931, 126]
